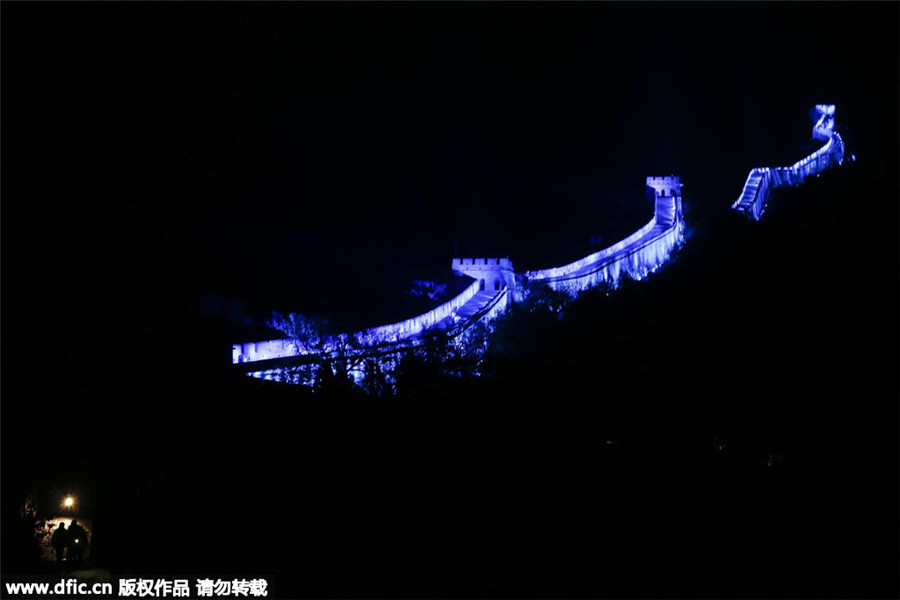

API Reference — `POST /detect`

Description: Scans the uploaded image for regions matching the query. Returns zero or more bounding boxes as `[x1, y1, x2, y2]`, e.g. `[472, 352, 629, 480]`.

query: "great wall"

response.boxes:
[732, 104, 847, 220]
[231, 105, 846, 385]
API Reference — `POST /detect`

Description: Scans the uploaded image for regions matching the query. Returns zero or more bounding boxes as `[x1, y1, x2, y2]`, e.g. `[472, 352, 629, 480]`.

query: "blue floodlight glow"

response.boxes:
[524, 177, 684, 296]
[732, 105, 846, 221]
[233, 105, 850, 390]
[232, 174, 686, 389]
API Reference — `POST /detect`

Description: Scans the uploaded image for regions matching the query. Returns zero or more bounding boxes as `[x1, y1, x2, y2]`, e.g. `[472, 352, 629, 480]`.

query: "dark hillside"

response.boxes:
[5, 155, 895, 598]
[3, 2, 897, 597]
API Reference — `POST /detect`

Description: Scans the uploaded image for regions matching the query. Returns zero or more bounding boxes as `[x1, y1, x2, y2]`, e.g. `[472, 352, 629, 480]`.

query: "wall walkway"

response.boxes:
[732, 105, 846, 221]
[232, 104, 849, 386]
[524, 184, 684, 296]
[232, 175, 685, 377]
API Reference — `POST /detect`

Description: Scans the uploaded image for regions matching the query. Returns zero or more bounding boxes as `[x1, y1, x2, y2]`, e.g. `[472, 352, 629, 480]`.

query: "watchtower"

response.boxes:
[812, 104, 836, 142]
[451, 257, 516, 293]
[646, 175, 684, 221]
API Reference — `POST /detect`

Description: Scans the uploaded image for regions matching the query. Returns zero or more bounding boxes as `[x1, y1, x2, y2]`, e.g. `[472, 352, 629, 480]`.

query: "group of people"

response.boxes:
[50, 520, 89, 565]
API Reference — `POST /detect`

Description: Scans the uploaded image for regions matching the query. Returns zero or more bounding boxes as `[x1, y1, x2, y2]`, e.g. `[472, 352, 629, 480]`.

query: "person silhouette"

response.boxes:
[68, 520, 88, 563]
[51, 522, 71, 565]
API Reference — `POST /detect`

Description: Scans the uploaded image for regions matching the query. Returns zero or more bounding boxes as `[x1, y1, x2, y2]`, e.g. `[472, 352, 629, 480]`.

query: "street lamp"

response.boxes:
[63, 496, 75, 509]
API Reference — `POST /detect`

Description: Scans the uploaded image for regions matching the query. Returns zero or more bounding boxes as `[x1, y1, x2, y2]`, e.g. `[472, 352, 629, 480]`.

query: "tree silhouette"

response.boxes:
[266, 311, 368, 391]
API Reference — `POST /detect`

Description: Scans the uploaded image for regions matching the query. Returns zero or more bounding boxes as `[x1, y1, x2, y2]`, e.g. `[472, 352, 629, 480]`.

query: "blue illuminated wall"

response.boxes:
[232, 104, 850, 387]
[732, 105, 846, 221]
[524, 176, 684, 296]
[232, 174, 685, 385]
[452, 258, 517, 296]
[232, 276, 504, 365]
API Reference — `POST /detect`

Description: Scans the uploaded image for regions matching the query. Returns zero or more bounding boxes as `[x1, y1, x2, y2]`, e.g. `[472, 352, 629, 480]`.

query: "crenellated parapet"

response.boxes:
[452, 257, 516, 292]
[647, 175, 683, 226]
[452, 257, 514, 268]
[646, 176, 683, 198]
[813, 104, 836, 142]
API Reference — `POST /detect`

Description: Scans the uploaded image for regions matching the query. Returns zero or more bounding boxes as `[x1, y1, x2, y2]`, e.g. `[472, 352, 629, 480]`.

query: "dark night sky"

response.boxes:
[4, 3, 896, 335]
[2, 4, 899, 595]
[0, 0, 894, 387]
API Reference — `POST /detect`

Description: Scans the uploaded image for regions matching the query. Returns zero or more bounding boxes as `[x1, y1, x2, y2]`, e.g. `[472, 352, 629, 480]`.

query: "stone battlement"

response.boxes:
[646, 176, 683, 198]
[452, 257, 516, 292]
[452, 258, 514, 268]
[813, 104, 836, 142]
[646, 175, 681, 185]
